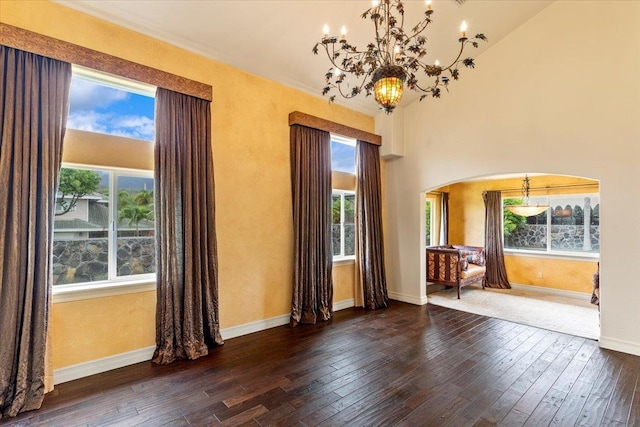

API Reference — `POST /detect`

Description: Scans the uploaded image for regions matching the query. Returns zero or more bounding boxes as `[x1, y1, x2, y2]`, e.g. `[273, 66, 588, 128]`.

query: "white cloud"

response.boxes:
[67, 111, 111, 134]
[69, 78, 129, 113]
[110, 115, 155, 140]
[67, 112, 155, 141]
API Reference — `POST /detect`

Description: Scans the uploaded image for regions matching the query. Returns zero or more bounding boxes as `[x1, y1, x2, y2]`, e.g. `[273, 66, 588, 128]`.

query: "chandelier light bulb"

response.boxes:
[323, 24, 329, 38]
[460, 20, 468, 38]
[372, 0, 380, 8]
[334, 68, 341, 76]
[434, 59, 440, 67]
[340, 25, 347, 42]
[426, 0, 432, 10]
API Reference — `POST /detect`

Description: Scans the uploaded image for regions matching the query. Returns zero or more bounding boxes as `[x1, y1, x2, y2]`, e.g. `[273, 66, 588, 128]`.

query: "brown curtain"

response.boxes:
[356, 141, 388, 309]
[0, 46, 71, 418]
[483, 191, 511, 289]
[153, 88, 223, 365]
[290, 124, 333, 326]
[440, 192, 449, 245]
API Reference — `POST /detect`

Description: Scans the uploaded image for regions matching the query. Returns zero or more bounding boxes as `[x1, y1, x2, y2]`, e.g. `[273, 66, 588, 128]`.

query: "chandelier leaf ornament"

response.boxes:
[312, 0, 487, 114]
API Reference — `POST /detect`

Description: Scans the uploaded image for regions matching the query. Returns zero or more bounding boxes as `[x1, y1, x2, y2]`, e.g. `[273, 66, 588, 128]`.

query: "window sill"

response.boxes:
[333, 257, 356, 266]
[504, 249, 599, 262]
[52, 277, 156, 303]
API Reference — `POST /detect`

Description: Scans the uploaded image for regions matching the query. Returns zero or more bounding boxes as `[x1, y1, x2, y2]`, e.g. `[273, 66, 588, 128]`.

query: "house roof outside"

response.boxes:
[53, 218, 104, 231]
[55, 196, 154, 233]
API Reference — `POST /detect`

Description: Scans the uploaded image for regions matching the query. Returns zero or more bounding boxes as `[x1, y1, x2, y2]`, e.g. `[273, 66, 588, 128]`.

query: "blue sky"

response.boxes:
[331, 140, 356, 173]
[67, 76, 155, 141]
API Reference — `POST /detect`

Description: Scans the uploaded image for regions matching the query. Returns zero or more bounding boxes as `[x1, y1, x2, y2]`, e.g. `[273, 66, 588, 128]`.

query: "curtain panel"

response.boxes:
[0, 46, 71, 418]
[483, 191, 511, 289]
[440, 192, 449, 245]
[356, 141, 389, 309]
[289, 124, 333, 326]
[153, 88, 223, 365]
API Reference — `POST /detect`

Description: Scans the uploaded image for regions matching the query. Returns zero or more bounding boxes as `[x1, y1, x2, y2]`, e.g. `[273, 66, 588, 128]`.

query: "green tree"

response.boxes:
[134, 189, 154, 220]
[56, 168, 101, 216]
[118, 205, 152, 236]
[503, 198, 526, 237]
[118, 189, 134, 208]
[134, 189, 154, 207]
[425, 200, 432, 245]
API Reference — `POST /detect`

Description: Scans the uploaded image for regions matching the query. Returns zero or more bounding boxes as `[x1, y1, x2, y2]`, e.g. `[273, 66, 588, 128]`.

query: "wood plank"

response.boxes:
[4, 302, 639, 427]
[551, 379, 596, 426]
[288, 111, 380, 145]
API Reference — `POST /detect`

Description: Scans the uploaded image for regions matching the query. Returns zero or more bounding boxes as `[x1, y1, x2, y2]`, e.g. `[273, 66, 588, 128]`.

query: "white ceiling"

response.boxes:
[54, 0, 553, 115]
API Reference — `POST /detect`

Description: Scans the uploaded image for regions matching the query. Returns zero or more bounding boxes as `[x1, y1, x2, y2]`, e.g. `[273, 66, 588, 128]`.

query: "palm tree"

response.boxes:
[118, 205, 152, 236]
[118, 189, 134, 209]
[134, 189, 154, 220]
[134, 189, 153, 207]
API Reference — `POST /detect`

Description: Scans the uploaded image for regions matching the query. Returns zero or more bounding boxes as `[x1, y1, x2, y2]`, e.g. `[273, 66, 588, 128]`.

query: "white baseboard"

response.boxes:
[54, 346, 155, 385]
[388, 290, 428, 306]
[599, 336, 640, 357]
[220, 313, 290, 340]
[221, 298, 355, 340]
[334, 298, 355, 311]
[509, 282, 591, 300]
[53, 298, 356, 385]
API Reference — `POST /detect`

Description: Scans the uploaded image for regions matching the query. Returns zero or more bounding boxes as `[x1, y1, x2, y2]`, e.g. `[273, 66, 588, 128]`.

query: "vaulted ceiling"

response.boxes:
[55, 0, 553, 115]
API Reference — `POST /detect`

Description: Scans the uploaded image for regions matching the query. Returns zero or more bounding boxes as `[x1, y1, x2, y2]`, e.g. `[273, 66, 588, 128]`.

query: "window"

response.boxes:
[53, 167, 155, 285]
[425, 197, 435, 246]
[67, 66, 155, 141]
[330, 135, 357, 260]
[503, 194, 600, 256]
[332, 191, 356, 259]
[55, 201, 76, 214]
[331, 135, 356, 174]
[52, 67, 157, 290]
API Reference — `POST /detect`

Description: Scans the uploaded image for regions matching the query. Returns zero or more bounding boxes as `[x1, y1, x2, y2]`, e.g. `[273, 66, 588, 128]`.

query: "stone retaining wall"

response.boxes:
[332, 224, 355, 256]
[52, 237, 155, 285]
[506, 224, 600, 252]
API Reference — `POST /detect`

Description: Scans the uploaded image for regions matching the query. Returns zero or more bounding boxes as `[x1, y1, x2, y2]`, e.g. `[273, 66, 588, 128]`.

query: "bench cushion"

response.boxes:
[460, 264, 486, 279]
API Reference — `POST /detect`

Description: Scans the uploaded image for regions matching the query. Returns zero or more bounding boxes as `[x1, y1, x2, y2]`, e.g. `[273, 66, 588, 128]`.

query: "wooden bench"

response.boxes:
[426, 245, 486, 299]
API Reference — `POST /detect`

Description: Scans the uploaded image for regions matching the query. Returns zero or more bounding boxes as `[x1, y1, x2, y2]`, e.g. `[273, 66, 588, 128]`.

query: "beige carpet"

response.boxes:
[428, 284, 600, 340]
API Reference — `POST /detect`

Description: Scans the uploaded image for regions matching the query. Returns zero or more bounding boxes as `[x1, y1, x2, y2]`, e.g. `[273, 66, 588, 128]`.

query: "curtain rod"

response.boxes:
[288, 111, 381, 146]
[496, 182, 599, 193]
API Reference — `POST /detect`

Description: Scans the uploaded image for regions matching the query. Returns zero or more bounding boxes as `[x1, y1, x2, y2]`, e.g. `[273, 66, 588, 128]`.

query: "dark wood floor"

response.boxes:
[5, 302, 640, 426]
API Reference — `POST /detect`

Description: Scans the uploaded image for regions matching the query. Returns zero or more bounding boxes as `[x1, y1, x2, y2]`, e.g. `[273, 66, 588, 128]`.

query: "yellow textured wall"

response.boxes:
[1, 0, 375, 369]
[505, 255, 597, 294]
[51, 292, 157, 367]
[435, 175, 599, 293]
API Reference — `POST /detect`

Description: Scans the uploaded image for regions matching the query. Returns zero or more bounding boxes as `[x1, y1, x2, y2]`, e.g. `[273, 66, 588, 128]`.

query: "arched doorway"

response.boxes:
[422, 173, 600, 340]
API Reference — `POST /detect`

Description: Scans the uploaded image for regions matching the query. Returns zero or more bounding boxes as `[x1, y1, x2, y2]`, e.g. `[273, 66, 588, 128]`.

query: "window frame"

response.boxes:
[330, 133, 357, 263]
[332, 189, 356, 262]
[502, 192, 600, 260]
[53, 164, 156, 292]
[52, 68, 157, 302]
[425, 197, 435, 247]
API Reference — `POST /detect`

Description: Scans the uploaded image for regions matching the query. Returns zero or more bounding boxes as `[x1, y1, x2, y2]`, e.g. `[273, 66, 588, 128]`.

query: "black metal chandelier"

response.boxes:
[313, 0, 487, 113]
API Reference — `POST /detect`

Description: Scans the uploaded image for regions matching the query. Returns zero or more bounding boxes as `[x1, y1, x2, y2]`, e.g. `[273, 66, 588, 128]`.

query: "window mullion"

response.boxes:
[546, 197, 551, 253]
[108, 172, 117, 280]
[340, 193, 346, 257]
